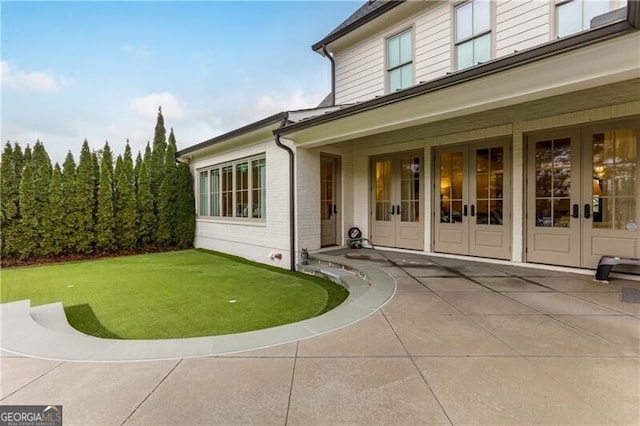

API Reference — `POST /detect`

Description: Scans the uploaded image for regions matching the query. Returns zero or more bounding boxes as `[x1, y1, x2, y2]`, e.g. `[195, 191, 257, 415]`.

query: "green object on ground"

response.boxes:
[0, 249, 348, 339]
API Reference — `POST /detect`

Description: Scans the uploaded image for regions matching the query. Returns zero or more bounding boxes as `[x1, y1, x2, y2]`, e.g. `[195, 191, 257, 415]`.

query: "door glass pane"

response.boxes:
[535, 138, 571, 227]
[401, 157, 420, 222]
[440, 152, 464, 223]
[476, 146, 503, 225]
[321, 159, 333, 221]
[375, 160, 392, 221]
[592, 129, 637, 230]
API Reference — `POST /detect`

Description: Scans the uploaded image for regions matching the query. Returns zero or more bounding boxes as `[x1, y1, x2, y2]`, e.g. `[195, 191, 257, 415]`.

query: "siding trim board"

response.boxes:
[277, 16, 637, 137]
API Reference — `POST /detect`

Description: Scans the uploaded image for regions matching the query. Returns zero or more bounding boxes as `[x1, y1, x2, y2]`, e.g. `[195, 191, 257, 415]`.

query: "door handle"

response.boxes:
[396, 205, 401, 215]
[463, 205, 468, 217]
[390, 205, 395, 215]
[333, 204, 337, 214]
[470, 205, 475, 217]
[584, 204, 591, 219]
[572, 204, 580, 218]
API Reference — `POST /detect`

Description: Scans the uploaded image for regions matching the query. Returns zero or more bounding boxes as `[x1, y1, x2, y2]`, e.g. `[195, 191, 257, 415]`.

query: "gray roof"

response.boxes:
[312, 0, 403, 51]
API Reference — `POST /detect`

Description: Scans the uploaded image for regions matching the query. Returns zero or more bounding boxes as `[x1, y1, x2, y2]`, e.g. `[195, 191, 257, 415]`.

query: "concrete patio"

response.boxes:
[2, 250, 639, 425]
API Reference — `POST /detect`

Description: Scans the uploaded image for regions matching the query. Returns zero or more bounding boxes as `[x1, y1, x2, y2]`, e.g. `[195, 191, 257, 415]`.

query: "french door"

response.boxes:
[526, 123, 639, 268]
[320, 155, 338, 247]
[434, 139, 511, 260]
[371, 153, 423, 250]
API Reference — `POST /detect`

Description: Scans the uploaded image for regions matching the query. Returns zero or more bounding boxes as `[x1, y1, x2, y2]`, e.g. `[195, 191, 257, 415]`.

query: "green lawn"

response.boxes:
[0, 249, 348, 339]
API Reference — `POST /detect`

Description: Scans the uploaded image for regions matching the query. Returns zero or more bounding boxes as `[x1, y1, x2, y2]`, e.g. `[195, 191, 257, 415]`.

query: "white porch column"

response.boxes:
[511, 122, 524, 263]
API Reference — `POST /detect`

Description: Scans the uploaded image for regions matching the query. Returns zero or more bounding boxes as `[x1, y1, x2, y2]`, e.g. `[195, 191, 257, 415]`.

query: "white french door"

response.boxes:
[434, 139, 511, 260]
[371, 153, 423, 250]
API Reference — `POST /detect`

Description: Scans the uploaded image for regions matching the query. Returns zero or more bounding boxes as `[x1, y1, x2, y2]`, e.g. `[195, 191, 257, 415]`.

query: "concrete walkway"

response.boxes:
[2, 250, 639, 425]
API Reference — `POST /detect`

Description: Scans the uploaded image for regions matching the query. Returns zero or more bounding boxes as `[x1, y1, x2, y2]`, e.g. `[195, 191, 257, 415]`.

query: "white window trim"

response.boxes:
[197, 154, 266, 222]
[385, 26, 415, 94]
[452, 0, 495, 71]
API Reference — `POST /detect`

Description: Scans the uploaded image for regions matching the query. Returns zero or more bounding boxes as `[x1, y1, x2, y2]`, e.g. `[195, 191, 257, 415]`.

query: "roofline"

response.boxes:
[311, 1, 404, 52]
[280, 15, 638, 136]
[176, 112, 287, 157]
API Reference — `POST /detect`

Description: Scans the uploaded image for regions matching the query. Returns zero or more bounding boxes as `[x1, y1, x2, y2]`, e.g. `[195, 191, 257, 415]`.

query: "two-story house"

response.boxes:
[177, 0, 640, 274]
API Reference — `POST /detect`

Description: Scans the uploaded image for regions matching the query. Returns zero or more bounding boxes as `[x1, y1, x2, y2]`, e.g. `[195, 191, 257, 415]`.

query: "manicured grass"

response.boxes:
[0, 249, 348, 339]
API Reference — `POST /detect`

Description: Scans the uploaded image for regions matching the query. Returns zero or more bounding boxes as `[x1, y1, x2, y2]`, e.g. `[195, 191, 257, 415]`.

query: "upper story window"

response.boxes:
[387, 29, 413, 93]
[198, 154, 266, 221]
[454, 0, 492, 70]
[556, 0, 610, 38]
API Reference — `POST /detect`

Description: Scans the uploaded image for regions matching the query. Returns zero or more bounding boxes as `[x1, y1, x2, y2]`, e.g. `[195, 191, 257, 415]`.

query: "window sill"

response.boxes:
[196, 217, 267, 227]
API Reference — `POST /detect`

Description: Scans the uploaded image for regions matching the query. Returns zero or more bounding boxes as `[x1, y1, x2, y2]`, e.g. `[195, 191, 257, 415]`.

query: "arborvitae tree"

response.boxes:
[31, 141, 53, 257]
[23, 144, 32, 165]
[136, 149, 155, 246]
[74, 140, 96, 254]
[174, 162, 196, 248]
[1, 143, 20, 259]
[12, 142, 24, 183]
[17, 161, 37, 259]
[61, 151, 78, 254]
[41, 164, 65, 257]
[150, 107, 167, 199]
[133, 151, 142, 194]
[114, 148, 137, 250]
[95, 142, 115, 252]
[156, 129, 178, 245]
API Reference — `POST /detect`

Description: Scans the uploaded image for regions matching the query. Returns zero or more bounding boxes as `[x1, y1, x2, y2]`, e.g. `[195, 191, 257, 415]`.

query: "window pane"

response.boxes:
[236, 162, 249, 217]
[375, 160, 392, 221]
[199, 171, 208, 216]
[400, 157, 419, 223]
[583, 0, 609, 28]
[557, 0, 582, 37]
[457, 40, 474, 70]
[210, 169, 220, 216]
[387, 35, 400, 68]
[473, 0, 491, 33]
[222, 165, 233, 217]
[251, 158, 266, 219]
[456, 2, 473, 41]
[389, 68, 402, 92]
[473, 33, 491, 64]
[401, 64, 412, 90]
[399, 31, 412, 64]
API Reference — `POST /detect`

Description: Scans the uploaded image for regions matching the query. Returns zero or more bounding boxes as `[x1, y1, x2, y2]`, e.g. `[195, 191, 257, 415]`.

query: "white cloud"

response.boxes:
[130, 92, 186, 119]
[121, 44, 152, 58]
[1, 61, 74, 93]
[247, 90, 325, 121]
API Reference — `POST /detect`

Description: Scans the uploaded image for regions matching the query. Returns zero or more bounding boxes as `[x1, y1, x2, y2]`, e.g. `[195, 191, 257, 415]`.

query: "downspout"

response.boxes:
[322, 45, 336, 105]
[274, 116, 296, 271]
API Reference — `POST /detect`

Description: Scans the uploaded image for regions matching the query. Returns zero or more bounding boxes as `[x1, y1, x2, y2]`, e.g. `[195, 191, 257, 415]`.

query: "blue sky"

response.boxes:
[1, 0, 361, 164]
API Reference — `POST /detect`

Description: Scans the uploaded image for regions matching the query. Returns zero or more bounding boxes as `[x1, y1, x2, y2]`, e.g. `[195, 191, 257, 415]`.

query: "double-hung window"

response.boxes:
[387, 29, 413, 93]
[198, 154, 266, 220]
[555, 0, 610, 38]
[454, 0, 492, 70]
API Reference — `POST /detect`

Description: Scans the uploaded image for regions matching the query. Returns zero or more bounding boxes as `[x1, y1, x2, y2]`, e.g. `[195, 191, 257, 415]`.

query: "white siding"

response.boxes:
[496, 0, 550, 56]
[414, 1, 451, 84]
[334, 38, 385, 104]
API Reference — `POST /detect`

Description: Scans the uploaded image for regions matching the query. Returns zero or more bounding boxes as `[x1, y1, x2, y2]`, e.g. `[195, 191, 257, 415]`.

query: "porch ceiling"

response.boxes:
[329, 79, 640, 149]
[286, 32, 639, 148]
